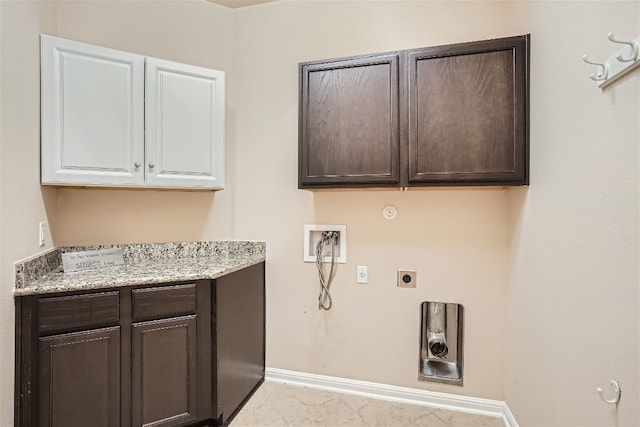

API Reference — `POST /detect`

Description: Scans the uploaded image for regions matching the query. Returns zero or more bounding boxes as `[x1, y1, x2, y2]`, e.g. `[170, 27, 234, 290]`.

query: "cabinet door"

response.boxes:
[407, 35, 529, 185]
[145, 58, 225, 189]
[132, 316, 198, 427]
[215, 263, 265, 423]
[41, 35, 145, 187]
[299, 54, 400, 188]
[39, 326, 120, 427]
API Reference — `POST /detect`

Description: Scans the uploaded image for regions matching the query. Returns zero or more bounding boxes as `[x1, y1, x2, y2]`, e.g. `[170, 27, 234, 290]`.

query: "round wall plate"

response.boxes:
[382, 205, 397, 220]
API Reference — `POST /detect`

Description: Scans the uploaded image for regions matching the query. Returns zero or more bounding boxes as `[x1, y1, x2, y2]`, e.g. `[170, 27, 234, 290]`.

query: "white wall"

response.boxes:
[505, 2, 639, 426]
[0, 2, 57, 426]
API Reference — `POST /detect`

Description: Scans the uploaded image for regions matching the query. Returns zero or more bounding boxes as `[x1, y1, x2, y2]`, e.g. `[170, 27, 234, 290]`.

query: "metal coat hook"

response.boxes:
[582, 55, 608, 81]
[596, 379, 621, 405]
[607, 32, 639, 62]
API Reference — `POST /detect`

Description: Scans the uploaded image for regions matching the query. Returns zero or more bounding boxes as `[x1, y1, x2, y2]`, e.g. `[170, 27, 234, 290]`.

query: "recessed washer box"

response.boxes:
[303, 224, 346, 263]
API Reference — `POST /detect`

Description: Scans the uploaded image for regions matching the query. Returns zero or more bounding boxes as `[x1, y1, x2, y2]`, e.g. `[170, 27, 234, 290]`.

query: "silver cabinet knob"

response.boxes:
[134, 162, 141, 168]
[148, 163, 155, 169]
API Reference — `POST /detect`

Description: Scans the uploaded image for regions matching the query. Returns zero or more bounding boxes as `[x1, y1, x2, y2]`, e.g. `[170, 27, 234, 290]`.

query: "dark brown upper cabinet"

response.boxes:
[406, 36, 529, 185]
[299, 35, 529, 189]
[299, 53, 401, 187]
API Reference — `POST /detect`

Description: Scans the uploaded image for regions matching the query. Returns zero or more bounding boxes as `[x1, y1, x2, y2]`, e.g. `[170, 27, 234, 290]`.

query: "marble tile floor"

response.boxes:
[231, 381, 505, 427]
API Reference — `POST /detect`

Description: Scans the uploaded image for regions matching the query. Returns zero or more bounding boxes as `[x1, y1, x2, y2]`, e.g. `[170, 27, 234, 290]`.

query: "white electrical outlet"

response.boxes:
[39, 222, 46, 247]
[357, 265, 368, 283]
[303, 224, 347, 263]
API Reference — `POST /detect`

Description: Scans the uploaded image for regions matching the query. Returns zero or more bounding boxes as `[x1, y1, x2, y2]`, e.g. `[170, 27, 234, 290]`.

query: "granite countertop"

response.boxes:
[14, 241, 266, 296]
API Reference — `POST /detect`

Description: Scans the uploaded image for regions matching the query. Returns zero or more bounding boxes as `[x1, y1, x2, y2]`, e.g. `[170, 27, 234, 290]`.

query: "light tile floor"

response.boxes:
[231, 381, 505, 427]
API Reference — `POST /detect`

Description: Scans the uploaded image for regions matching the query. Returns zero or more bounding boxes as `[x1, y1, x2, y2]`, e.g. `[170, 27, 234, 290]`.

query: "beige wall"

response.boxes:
[1, 1, 638, 426]
[0, 2, 58, 426]
[232, 0, 513, 399]
[0, 2, 235, 425]
[53, 0, 235, 245]
[505, 2, 640, 426]
[53, 0, 515, 400]
[49, 0, 515, 402]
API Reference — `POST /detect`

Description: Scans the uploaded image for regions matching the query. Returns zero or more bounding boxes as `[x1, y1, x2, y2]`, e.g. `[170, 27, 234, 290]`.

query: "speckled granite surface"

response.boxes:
[15, 241, 266, 296]
[15, 248, 62, 291]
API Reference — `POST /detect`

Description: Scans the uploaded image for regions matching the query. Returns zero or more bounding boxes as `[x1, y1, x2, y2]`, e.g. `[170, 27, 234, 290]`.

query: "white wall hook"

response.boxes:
[582, 55, 608, 81]
[607, 32, 639, 62]
[596, 379, 621, 405]
[584, 33, 640, 88]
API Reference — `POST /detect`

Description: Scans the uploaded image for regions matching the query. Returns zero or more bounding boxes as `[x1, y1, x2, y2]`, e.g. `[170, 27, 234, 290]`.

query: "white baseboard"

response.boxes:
[265, 368, 518, 427]
[502, 403, 520, 427]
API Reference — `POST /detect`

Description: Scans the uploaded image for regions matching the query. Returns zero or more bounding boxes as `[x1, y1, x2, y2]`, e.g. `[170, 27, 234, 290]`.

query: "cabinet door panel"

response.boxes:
[39, 327, 120, 427]
[408, 36, 528, 184]
[145, 58, 225, 189]
[41, 35, 145, 186]
[215, 263, 265, 423]
[299, 54, 400, 188]
[132, 315, 198, 427]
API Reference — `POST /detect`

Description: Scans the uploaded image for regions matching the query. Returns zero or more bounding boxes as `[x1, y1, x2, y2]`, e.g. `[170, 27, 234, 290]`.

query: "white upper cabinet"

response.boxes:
[40, 35, 225, 190]
[41, 35, 145, 186]
[145, 58, 225, 189]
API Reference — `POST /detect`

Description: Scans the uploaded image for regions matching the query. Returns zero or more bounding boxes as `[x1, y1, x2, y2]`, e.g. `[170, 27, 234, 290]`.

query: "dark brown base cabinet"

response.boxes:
[39, 327, 121, 427]
[15, 262, 265, 427]
[215, 264, 265, 425]
[299, 35, 530, 189]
